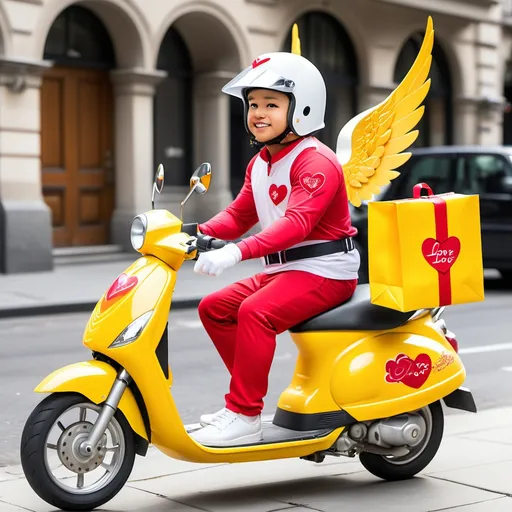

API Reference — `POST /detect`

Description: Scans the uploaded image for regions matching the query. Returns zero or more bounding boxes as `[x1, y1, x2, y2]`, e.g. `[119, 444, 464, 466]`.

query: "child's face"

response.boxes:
[246, 89, 290, 143]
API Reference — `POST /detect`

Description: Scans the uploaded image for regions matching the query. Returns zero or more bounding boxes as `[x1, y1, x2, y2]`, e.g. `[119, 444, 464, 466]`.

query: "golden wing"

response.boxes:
[291, 23, 301, 55]
[337, 16, 434, 207]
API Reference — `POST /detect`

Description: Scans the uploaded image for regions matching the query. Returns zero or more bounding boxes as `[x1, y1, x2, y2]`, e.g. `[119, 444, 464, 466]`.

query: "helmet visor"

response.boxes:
[222, 66, 296, 98]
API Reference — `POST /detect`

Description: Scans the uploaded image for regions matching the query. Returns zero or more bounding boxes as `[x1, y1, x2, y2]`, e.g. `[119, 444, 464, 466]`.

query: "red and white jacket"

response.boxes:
[199, 136, 359, 279]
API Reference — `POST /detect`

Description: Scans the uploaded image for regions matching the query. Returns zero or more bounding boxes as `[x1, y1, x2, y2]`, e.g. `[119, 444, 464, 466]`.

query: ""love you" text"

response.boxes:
[425, 242, 455, 265]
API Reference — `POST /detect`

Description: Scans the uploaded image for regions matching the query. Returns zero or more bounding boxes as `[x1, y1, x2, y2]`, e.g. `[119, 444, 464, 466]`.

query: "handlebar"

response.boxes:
[195, 234, 229, 252]
[210, 238, 230, 250]
[182, 224, 229, 256]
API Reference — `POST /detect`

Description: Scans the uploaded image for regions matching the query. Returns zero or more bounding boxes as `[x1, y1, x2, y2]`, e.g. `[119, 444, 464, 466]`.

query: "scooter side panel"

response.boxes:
[331, 331, 465, 420]
[82, 256, 182, 442]
[277, 330, 365, 414]
[282, 316, 464, 421]
[34, 360, 148, 441]
[83, 256, 175, 364]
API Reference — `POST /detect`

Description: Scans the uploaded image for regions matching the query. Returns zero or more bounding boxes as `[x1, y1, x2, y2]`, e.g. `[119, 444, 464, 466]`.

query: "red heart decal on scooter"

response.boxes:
[385, 353, 432, 389]
[422, 237, 461, 274]
[105, 273, 138, 301]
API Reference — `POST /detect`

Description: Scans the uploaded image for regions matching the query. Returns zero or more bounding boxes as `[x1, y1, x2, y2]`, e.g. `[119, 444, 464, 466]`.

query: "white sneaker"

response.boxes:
[191, 409, 262, 447]
[199, 407, 228, 427]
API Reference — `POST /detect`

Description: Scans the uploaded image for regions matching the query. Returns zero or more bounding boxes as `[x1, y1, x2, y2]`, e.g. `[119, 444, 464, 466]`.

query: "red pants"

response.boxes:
[198, 271, 357, 416]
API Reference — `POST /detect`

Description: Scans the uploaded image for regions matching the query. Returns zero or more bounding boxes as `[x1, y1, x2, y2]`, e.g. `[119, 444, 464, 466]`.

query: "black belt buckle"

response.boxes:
[265, 251, 286, 265]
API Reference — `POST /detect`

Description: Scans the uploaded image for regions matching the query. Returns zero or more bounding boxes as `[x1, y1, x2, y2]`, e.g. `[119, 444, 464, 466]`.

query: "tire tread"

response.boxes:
[20, 392, 135, 512]
[359, 401, 444, 481]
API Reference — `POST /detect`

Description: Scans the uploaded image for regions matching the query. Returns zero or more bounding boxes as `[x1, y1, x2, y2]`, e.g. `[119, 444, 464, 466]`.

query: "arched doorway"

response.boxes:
[394, 35, 453, 147]
[229, 96, 259, 198]
[282, 11, 359, 152]
[155, 11, 242, 214]
[154, 27, 193, 187]
[41, 5, 116, 247]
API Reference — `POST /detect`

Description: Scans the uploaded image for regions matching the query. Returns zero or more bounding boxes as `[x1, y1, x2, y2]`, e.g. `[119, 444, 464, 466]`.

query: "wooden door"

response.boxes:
[41, 66, 115, 247]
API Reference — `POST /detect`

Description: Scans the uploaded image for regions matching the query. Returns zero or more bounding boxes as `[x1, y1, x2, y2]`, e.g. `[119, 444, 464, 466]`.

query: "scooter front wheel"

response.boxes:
[359, 401, 444, 481]
[20, 392, 136, 511]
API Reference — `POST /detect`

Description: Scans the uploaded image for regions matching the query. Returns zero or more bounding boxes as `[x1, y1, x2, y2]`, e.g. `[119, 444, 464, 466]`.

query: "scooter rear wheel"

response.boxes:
[20, 392, 136, 511]
[359, 401, 443, 481]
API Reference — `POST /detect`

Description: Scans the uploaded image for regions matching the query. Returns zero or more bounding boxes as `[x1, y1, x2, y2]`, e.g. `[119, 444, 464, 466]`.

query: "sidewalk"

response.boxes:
[0, 257, 265, 319]
[0, 406, 511, 511]
[0, 256, 503, 319]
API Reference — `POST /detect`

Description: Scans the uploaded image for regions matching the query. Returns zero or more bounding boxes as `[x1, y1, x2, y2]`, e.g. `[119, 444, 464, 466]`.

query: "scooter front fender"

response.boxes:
[35, 360, 148, 442]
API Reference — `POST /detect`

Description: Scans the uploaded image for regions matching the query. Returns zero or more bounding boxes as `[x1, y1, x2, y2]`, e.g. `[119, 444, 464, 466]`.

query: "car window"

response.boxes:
[393, 156, 455, 198]
[458, 155, 512, 195]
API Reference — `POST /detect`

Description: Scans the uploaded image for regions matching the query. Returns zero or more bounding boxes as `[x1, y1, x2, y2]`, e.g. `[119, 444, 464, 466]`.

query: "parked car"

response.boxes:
[351, 145, 512, 284]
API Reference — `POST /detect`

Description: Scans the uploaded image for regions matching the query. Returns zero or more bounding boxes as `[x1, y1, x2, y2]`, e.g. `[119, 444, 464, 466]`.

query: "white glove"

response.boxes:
[194, 243, 242, 276]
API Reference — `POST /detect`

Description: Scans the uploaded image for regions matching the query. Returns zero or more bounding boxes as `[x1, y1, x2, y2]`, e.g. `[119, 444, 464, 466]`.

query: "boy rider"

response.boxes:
[191, 51, 359, 446]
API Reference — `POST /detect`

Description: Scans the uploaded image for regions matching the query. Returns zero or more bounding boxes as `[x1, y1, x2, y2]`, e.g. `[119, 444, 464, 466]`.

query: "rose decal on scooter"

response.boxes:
[385, 353, 432, 389]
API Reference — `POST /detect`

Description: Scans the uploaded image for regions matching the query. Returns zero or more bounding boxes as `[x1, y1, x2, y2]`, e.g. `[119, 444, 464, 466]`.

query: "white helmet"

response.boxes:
[222, 52, 326, 141]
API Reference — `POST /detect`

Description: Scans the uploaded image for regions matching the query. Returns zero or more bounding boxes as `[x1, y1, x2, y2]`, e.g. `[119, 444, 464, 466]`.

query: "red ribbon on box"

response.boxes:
[413, 183, 461, 306]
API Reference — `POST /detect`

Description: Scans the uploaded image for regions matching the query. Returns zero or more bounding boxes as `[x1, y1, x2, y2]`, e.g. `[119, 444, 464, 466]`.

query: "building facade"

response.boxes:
[0, 0, 507, 273]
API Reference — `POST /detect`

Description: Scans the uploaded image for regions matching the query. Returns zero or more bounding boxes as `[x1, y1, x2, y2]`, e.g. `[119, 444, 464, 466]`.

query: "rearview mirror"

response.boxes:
[190, 163, 211, 195]
[151, 164, 165, 209]
[155, 164, 165, 193]
[180, 162, 212, 220]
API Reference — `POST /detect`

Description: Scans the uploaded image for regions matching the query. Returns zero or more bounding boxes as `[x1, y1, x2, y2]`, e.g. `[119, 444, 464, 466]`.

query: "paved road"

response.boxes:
[1, 278, 511, 467]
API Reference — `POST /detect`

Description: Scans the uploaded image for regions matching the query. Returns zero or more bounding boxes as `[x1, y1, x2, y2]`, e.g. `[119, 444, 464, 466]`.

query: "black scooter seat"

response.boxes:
[290, 284, 414, 332]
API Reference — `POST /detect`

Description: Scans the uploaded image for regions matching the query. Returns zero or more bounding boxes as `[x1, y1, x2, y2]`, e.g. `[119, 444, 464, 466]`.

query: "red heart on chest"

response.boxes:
[385, 353, 432, 389]
[269, 184, 287, 205]
[106, 273, 138, 301]
[422, 237, 461, 274]
[300, 173, 325, 194]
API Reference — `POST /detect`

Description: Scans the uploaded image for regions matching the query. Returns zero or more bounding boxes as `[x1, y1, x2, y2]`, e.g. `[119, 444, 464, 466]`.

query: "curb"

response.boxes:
[0, 298, 201, 320]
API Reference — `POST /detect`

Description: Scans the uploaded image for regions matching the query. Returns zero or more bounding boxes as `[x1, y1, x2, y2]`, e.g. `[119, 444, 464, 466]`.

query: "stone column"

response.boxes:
[475, 97, 505, 145]
[473, 20, 503, 145]
[357, 84, 395, 112]
[0, 57, 53, 273]
[453, 97, 479, 145]
[191, 71, 234, 223]
[109, 68, 166, 250]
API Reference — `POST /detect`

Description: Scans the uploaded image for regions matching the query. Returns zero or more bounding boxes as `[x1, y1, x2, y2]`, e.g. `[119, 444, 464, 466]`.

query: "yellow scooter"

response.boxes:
[20, 164, 476, 511]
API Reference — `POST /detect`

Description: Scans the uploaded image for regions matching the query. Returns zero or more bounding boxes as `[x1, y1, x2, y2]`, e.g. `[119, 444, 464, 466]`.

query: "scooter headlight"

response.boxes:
[109, 310, 153, 348]
[130, 215, 147, 250]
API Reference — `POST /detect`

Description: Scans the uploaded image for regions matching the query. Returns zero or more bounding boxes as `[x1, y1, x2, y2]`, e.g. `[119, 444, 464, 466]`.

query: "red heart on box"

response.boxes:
[106, 273, 138, 301]
[422, 237, 461, 274]
[385, 353, 432, 389]
[269, 184, 287, 205]
[300, 173, 325, 194]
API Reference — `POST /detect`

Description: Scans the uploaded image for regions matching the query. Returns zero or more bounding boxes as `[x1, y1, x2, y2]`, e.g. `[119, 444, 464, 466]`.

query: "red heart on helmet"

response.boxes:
[252, 57, 271, 68]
